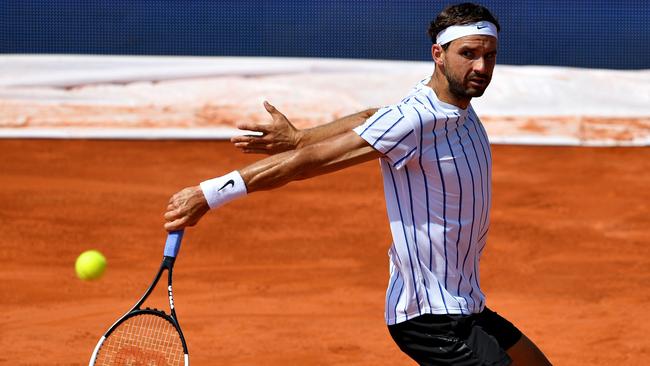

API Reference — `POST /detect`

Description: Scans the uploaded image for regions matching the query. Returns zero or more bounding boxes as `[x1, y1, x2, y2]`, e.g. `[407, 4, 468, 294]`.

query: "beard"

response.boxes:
[443, 67, 490, 99]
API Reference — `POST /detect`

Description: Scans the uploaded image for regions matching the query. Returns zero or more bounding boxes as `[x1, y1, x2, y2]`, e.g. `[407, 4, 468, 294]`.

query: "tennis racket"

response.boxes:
[89, 230, 189, 366]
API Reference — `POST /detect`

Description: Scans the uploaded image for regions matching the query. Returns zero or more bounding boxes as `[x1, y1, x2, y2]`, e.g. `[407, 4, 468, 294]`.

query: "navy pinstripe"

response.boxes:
[432, 114, 450, 289]
[467, 113, 491, 237]
[358, 108, 393, 136]
[454, 117, 478, 313]
[467, 115, 490, 313]
[468, 113, 491, 310]
[395, 273, 405, 321]
[473, 113, 493, 236]
[462, 123, 486, 252]
[413, 106, 435, 310]
[404, 164, 434, 310]
[443, 114, 468, 314]
[368, 116, 405, 147]
[469, 273, 476, 312]
[386, 270, 399, 320]
[392, 147, 417, 168]
[384, 130, 414, 155]
[388, 166, 422, 315]
[443, 115, 463, 273]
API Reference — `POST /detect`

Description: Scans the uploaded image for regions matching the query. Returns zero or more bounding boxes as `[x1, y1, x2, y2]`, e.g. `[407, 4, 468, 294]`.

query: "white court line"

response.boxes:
[0, 128, 648, 146]
[487, 136, 650, 147]
[0, 128, 240, 140]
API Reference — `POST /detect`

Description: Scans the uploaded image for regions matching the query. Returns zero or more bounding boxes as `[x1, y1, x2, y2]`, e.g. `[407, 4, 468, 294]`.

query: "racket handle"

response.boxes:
[163, 230, 185, 258]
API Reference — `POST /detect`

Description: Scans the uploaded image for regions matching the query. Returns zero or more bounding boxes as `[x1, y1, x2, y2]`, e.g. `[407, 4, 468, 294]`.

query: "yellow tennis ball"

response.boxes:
[75, 250, 107, 280]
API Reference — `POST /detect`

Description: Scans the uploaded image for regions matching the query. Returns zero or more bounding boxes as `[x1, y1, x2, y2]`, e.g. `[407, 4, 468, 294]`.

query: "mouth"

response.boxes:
[468, 78, 488, 88]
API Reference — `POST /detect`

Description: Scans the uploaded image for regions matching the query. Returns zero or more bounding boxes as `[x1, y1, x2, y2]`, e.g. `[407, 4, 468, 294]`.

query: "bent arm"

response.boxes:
[242, 129, 381, 192]
[164, 130, 381, 231]
[296, 108, 379, 148]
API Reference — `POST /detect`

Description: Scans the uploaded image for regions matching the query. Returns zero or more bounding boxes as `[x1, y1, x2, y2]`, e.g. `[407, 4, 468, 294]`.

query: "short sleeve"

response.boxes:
[353, 106, 419, 169]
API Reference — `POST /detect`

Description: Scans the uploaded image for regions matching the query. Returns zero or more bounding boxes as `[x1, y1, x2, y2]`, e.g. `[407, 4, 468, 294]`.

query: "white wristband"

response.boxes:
[199, 171, 248, 209]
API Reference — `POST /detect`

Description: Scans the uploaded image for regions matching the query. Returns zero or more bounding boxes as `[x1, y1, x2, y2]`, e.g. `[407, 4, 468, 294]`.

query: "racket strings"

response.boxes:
[95, 314, 185, 365]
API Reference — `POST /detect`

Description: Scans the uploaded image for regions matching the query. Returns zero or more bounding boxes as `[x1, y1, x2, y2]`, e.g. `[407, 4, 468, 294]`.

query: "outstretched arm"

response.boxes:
[231, 101, 378, 154]
[241, 130, 380, 190]
[164, 129, 381, 231]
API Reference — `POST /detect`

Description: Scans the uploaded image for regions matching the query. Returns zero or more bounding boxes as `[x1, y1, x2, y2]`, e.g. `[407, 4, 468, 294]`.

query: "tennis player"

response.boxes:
[164, 3, 552, 365]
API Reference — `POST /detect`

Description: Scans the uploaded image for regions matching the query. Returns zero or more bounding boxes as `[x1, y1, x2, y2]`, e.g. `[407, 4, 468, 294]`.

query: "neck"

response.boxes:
[427, 71, 471, 110]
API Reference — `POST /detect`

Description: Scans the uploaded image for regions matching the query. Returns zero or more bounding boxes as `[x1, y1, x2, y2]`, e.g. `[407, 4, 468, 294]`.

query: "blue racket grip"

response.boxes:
[163, 230, 185, 258]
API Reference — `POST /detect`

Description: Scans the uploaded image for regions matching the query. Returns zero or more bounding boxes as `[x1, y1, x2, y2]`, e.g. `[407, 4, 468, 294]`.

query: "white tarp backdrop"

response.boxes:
[1, 55, 648, 145]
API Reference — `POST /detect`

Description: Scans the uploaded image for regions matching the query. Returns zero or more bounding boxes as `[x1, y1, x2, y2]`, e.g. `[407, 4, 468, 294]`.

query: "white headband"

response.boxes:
[436, 21, 498, 46]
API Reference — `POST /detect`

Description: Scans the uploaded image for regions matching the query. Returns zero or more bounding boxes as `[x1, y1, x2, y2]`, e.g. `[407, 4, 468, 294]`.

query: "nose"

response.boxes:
[472, 57, 488, 75]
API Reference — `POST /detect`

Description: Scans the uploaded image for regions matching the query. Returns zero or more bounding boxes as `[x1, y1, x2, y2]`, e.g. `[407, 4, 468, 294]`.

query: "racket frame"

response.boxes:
[89, 231, 189, 365]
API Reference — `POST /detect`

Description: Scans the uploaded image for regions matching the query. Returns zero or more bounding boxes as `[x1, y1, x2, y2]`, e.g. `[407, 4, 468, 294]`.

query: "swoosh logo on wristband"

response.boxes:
[218, 179, 235, 191]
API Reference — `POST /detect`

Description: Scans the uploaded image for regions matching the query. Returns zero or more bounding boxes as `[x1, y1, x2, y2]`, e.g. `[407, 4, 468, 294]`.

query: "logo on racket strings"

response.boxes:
[168, 285, 175, 309]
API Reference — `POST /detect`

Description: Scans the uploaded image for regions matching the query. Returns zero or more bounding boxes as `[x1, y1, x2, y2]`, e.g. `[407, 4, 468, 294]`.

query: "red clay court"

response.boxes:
[1, 139, 648, 365]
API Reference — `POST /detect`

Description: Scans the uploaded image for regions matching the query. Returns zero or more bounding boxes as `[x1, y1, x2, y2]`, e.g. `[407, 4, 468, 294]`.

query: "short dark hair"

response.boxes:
[428, 3, 501, 47]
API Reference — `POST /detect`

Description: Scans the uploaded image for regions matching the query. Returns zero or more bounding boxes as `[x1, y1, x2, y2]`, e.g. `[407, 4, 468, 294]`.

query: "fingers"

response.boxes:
[232, 100, 296, 155]
[164, 208, 180, 221]
[164, 217, 189, 232]
[263, 100, 275, 114]
[236, 122, 269, 134]
[231, 137, 273, 148]
[230, 135, 268, 144]
[231, 135, 277, 154]
[165, 191, 188, 230]
[232, 142, 276, 154]
[164, 208, 202, 231]
[164, 201, 193, 231]
[263, 100, 287, 120]
[164, 200, 183, 230]
[164, 186, 209, 231]
[236, 101, 285, 134]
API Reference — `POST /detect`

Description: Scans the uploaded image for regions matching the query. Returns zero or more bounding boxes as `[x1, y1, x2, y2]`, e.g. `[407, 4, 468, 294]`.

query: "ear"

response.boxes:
[431, 44, 445, 67]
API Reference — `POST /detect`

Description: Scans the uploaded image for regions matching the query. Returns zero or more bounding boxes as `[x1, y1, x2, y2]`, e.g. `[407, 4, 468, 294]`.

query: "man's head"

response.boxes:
[428, 3, 500, 102]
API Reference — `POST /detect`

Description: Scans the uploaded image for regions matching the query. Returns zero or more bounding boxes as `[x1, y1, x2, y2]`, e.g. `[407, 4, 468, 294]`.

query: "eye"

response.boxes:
[462, 51, 474, 58]
[485, 52, 497, 60]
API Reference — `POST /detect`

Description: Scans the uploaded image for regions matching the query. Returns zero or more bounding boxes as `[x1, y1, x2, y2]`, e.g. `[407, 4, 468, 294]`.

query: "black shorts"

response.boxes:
[388, 307, 522, 366]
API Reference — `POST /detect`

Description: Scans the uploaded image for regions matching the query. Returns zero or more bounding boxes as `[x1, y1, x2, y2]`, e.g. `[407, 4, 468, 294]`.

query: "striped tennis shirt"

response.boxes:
[353, 78, 492, 325]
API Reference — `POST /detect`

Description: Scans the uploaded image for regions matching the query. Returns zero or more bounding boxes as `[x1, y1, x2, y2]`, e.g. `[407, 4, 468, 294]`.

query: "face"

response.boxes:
[436, 35, 498, 100]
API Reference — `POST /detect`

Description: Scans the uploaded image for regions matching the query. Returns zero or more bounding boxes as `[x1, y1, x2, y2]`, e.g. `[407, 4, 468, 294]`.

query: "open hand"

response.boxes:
[231, 101, 302, 155]
[164, 186, 210, 231]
